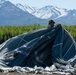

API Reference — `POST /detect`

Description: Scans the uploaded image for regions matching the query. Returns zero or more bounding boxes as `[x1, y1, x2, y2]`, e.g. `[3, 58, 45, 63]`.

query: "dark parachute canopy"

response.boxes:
[0, 26, 76, 68]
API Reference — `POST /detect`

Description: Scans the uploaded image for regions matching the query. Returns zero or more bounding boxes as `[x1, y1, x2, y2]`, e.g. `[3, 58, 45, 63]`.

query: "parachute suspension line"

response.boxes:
[16, 34, 27, 48]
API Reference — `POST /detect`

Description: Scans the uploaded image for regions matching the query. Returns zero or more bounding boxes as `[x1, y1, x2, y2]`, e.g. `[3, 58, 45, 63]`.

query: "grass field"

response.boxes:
[0, 25, 76, 44]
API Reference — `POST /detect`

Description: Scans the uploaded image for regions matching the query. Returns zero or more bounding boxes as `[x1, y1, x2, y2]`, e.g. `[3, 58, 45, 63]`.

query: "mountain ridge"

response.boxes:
[0, 0, 76, 25]
[0, 1, 47, 26]
[16, 3, 76, 25]
[16, 4, 68, 19]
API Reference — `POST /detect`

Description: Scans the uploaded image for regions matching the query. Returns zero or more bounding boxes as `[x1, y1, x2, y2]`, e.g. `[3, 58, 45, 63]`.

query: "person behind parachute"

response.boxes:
[48, 20, 62, 28]
[48, 20, 55, 28]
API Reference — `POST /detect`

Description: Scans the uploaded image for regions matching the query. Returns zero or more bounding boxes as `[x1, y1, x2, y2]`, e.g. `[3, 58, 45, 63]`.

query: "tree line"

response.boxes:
[0, 25, 76, 44]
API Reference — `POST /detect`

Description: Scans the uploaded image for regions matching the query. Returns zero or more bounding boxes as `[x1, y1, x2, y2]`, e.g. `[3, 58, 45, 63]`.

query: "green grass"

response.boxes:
[0, 25, 76, 44]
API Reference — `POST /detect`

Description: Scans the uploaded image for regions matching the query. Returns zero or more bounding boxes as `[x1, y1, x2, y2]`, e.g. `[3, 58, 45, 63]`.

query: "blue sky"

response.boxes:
[8, 0, 76, 9]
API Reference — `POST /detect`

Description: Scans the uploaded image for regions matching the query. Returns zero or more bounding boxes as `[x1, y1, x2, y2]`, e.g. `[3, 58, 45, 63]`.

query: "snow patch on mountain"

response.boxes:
[33, 6, 68, 19]
[0, 0, 5, 7]
[0, 0, 5, 3]
[73, 14, 76, 16]
[16, 4, 39, 13]
[16, 4, 68, 19]
[33, 6, 55, 19]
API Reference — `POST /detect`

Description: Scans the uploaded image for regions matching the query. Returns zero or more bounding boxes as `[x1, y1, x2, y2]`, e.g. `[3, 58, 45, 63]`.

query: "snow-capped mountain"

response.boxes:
[0, 0, 46, 26]
[0, 0, 76, 25]
[16, 3, 76, 25]
[16, 4, 68, 19]
[56, 9, 76, 25]
[16, 3, 39, 13]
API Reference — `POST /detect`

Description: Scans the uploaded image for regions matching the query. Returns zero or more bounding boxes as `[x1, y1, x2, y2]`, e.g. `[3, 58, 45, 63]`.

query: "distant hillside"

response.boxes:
[0, 0, 47, 26]
[0, 0, 76, 25]
[17, 4, 76, 25]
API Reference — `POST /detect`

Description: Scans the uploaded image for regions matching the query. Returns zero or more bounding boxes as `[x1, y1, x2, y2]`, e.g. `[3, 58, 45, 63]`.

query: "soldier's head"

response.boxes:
[49, 20, 55, 27]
